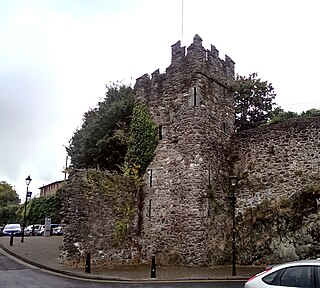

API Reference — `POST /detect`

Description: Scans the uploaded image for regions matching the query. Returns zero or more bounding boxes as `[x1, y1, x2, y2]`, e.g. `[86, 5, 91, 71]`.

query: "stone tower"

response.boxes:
[135, 35, 235, 266]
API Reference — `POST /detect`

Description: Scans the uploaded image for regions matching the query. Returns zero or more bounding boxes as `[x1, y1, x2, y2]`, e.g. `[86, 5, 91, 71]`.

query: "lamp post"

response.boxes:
[21, 175, 32, 243]
[230, 175, 237, 276]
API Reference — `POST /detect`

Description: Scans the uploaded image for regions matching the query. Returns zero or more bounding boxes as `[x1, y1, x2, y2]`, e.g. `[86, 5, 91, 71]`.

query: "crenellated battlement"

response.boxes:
[171, 40, 185, 62]
[135, 35, 235, 96]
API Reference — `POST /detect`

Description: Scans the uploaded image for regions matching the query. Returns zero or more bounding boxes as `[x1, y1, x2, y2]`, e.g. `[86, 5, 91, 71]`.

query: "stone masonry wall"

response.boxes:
[60, 169, 140, 267]
[134, 35, 235, 266]
[232, 117, 320, 212]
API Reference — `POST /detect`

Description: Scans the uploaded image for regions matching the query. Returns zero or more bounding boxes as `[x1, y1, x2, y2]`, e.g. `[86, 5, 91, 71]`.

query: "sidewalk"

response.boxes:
[0, 235, 264, 281]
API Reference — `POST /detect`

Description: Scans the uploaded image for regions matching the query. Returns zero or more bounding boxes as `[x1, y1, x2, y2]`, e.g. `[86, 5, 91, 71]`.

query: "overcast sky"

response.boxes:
[1, 0, 319, 202]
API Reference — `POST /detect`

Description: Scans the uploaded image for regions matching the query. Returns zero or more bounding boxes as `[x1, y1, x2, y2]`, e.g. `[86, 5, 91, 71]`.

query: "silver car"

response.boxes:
[244, 259, 320, 288]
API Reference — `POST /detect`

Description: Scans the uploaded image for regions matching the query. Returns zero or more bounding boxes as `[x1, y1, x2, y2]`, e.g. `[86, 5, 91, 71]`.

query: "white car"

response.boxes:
[244, 259, 320, 288]
[39, 224, 62, 235]
[24, 224, 42, 236]
[2, 224, 22, 236]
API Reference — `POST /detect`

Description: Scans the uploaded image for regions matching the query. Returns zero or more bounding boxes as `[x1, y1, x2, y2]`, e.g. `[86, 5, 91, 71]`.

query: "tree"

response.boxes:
[233, 73, 277, 131]
[67, 84, 135, 171]
[0, 181, 20, 207]
[0, 205, 20, 225]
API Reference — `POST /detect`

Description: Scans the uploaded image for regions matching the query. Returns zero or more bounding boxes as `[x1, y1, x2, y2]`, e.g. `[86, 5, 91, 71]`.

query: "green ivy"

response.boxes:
[0, 189, 63, 226]
[124, 101, 158, 176]
[24, 189, 63, 225]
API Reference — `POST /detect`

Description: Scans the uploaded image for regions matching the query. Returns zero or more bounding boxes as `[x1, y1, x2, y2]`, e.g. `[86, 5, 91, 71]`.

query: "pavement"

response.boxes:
[0, 235, 264, 281]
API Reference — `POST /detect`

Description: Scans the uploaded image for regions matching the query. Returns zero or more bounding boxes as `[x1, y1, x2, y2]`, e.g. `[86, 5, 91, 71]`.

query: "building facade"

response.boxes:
[39, 180, 64, 197]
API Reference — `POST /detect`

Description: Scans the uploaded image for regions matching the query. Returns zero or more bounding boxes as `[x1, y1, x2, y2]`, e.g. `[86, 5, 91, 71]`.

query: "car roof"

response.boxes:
[269, 259, 320, 270]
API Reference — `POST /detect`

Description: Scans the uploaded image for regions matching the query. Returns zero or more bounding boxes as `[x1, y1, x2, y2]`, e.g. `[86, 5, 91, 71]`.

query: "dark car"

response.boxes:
[2, 224, 22, 236]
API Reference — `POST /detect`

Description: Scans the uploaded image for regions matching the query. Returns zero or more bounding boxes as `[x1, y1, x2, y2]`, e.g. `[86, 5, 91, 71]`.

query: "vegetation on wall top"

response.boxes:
[267, 107, 320, 126]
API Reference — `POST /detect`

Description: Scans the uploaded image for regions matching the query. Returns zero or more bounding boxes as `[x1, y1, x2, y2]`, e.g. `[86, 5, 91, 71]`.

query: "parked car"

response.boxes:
[244, 259, 320, 288]
[24, 224, 42, 236]
[52, 225, 64, 236]
[39, 225, 45, 235]
[2, 224, 22, 236]
[0, 226, 4, 236]
[39, 224, 62, 236]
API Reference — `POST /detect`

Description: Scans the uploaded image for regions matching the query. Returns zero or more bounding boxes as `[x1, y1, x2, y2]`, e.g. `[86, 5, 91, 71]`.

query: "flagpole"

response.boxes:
[181, 0, 184, 45]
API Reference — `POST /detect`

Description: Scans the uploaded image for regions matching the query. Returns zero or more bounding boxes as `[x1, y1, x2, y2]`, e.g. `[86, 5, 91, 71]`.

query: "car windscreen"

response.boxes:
[5, 224, 20, 229]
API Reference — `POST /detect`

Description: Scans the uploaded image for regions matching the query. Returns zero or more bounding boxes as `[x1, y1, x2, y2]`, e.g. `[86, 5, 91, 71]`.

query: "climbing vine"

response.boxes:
[124, 100, 158, 177]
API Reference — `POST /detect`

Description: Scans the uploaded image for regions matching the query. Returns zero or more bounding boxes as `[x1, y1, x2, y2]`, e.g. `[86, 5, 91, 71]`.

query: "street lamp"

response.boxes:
[230, 175, 237, 276]
[21, 175, 32, 243]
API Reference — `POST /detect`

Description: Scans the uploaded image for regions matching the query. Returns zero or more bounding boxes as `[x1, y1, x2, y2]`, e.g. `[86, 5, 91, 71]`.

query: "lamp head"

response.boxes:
[230, 175, 237, 187]
[25, 175, 32, 186]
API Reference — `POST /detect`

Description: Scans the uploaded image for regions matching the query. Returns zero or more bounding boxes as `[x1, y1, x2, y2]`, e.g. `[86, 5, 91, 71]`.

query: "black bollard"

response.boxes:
[85, 253, 91, 273]
[151, 256, 156, 278]
[32, 224, 35, 236]
[9, 232, 13, 246]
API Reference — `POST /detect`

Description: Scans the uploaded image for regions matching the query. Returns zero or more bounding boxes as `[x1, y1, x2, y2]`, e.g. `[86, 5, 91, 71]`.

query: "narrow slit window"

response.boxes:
[222, 122, 226, 133]
[193, 87, 197, 106]
[148, 169, 153, 187]
[159, 125, 163, 140]
[148, 199, 152, 218]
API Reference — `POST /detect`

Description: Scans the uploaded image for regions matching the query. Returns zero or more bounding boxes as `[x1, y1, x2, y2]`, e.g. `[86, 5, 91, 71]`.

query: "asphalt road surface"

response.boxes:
[0, 252, 245, 288]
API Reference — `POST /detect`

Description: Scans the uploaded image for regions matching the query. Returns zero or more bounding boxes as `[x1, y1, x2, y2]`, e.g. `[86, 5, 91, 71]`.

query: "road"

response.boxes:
[0, 252, 245, 288]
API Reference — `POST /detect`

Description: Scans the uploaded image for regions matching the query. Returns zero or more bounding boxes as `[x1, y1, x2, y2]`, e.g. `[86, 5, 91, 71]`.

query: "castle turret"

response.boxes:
[135, 35, 235, 266]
